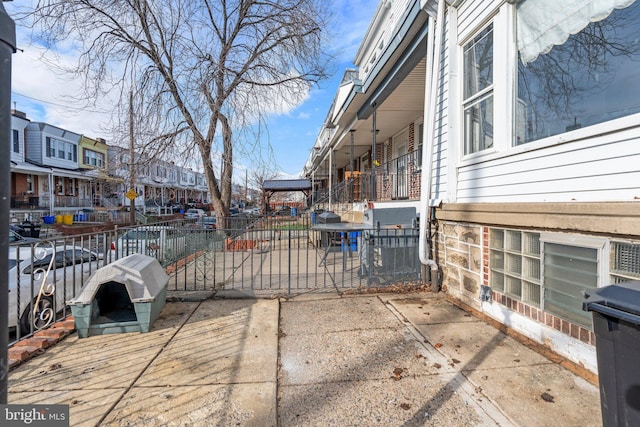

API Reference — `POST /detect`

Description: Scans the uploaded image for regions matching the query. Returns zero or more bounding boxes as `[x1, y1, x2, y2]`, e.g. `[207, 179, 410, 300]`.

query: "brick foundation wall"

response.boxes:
[440, 221, 595, 347]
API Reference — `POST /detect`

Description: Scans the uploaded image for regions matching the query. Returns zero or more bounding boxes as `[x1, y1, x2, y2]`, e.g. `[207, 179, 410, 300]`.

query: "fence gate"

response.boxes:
[166, 217, 423, 296]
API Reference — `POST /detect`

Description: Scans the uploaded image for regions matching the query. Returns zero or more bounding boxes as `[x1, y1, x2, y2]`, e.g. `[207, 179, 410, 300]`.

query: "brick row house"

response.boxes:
[304, 0, 640, 375]
[10, 109, 210, 221]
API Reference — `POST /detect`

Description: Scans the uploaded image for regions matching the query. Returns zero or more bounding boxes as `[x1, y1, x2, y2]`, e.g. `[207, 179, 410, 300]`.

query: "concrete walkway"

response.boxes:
[8, 290, 602, 426]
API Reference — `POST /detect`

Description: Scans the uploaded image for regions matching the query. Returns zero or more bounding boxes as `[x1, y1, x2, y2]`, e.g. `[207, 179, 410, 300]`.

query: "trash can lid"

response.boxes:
[583, 280, 640, 315]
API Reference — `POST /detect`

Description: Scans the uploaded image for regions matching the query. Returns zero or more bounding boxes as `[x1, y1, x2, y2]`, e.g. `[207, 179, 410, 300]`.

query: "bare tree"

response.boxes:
[251, 167, 278, 214]
[22, 0, 331, 227]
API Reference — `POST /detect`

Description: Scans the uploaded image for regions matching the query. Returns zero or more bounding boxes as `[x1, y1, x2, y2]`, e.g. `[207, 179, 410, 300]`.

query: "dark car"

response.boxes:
[276, 206, 292, 216]
[198, 216, 217, 229]
[9, 229, 40, 245]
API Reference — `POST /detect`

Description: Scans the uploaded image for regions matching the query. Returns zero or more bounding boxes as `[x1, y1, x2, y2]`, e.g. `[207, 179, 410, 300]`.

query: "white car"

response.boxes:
[243, 208, 261, 216]
[9, 244, 101, 332]
[111, 226, 187, 264]
[184, 208, 206, 219]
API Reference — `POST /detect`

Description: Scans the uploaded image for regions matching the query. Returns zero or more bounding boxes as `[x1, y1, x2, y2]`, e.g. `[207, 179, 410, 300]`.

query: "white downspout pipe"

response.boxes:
[419, 0, 445, 277]
[328, 149, 333, 212]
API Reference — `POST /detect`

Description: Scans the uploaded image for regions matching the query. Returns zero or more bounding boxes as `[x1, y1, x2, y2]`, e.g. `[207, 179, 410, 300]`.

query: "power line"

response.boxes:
[11, 91, 110, 114]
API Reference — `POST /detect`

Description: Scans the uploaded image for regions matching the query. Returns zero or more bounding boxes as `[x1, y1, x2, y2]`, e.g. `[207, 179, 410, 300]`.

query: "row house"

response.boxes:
[10, 110, 210, 219]
[11, 109, 92, 215]
[304, 0, 640, 376]
[107, 146, 209, 211]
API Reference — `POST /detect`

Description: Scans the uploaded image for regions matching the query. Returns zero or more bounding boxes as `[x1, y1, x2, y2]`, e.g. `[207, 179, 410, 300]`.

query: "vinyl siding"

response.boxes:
[456, 124, 640, 202]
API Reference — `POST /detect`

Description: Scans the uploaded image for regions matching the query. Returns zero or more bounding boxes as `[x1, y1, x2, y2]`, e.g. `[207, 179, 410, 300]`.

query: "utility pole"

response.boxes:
[129, 90, 136, 225]
[245, 168, 248, 206]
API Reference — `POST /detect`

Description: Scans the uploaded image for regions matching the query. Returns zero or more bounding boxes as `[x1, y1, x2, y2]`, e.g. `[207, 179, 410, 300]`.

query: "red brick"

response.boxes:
[561, 319, 570, 334]
[545, 313, 553, 327]
[52, 320, 76, 330]
[35, 328, 70, 340]
[553, 316, 561, 330]
[579, 327, 590, 343]
[13, 337, 52, 349]
[9, 346, 40, 362]
[570, 323, 580, 339]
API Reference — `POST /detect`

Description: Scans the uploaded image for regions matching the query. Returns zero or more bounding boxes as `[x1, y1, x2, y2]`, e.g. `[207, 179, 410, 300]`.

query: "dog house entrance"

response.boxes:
[94, 281, 137, 323]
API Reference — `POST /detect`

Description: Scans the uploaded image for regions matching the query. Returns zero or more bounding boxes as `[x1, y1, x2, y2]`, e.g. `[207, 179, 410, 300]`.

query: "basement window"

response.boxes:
[489, 229, 541, 306]
[541, 233, 608, 329]
[610, 241, 640, 284]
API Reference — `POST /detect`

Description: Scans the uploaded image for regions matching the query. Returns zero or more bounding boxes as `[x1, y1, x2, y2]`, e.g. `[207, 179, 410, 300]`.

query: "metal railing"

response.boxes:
[313, 148, 423, 206]
[9, 214, 423, 345]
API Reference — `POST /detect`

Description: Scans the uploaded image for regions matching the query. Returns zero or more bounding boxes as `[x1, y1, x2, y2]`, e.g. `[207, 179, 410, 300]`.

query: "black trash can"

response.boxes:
[583, 281, 640, 427]
[20, 222, 33, 237]
[31, 223, 41, 238]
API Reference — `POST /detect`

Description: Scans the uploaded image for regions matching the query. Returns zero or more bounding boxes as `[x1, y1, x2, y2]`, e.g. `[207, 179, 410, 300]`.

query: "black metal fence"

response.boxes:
[9, 215, 423, 344]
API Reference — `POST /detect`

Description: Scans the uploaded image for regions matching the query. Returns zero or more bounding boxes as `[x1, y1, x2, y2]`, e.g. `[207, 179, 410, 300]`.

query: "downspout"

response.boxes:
[328, 149, 333, 212]
[419, 0, 445, 279]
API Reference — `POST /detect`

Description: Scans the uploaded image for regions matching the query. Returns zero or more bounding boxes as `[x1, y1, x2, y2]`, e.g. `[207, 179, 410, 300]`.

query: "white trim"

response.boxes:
[539, 233, 610, 287]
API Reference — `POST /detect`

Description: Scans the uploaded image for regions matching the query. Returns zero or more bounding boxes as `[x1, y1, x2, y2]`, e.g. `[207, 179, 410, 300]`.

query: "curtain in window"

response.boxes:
[515, 0, 637, 64]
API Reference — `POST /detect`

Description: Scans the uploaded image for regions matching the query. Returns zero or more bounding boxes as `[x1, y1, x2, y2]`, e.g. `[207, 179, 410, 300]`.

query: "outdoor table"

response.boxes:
[311, 222, 372, 271]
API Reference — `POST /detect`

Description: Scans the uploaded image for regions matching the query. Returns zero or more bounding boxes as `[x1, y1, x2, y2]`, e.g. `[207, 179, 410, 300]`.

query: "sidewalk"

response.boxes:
[8, 290, 602, 426]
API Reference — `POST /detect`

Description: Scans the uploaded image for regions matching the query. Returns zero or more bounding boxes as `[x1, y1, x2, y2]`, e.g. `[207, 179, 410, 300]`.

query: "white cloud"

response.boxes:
[11, 42, 119, 141]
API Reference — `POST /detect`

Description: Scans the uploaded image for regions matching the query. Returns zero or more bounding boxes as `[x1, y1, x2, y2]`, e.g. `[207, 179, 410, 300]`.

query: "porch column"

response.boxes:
[349, 130, 355, 203]
[371, 105, 378, 200]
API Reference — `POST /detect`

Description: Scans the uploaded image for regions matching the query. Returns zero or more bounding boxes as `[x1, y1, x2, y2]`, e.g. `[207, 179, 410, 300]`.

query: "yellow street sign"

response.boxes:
[125, 189, 138, 200]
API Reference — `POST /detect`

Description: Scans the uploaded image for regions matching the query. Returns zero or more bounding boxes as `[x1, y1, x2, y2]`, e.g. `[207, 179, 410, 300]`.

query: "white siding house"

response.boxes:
[304, 0, 640, 375]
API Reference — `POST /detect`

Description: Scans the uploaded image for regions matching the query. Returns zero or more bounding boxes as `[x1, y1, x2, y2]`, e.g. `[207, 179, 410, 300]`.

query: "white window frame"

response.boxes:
[459, 2, 640, 167]
[459, 7, 514, 161]
[12, 129, 20, 153]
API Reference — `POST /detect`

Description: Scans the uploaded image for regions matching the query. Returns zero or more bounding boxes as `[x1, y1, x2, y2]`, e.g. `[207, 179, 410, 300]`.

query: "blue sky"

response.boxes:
[7, 0, 379, 182]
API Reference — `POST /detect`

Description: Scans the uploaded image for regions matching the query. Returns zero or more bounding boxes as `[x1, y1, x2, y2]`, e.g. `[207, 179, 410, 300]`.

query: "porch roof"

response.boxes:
[263, 179, 312, 192]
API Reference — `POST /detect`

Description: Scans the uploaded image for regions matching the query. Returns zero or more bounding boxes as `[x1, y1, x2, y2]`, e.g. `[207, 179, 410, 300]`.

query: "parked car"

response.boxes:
[197, 216, 217, 230]
[243, 207, 261, 216]
[275, 206, 292, 216]
[184, 208, 206, 219]
[9, 229, 40, 245]
[111, 226, 187, 264]
[9, 244, 101, 332]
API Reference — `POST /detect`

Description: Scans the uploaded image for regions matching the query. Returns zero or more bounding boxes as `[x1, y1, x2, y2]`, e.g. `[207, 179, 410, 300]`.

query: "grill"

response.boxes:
[317, 211, 341, 224]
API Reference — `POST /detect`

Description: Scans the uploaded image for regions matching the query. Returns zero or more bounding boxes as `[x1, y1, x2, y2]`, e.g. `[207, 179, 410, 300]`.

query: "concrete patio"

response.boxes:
[8, 290, 602, 426]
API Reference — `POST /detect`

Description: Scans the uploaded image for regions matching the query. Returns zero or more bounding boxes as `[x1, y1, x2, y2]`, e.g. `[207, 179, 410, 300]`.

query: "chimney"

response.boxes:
[11, 109, 27, 119]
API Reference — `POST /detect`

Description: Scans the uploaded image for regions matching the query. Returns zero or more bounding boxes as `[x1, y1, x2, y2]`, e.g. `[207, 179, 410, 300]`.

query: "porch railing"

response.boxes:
[313, 147, 423, 206]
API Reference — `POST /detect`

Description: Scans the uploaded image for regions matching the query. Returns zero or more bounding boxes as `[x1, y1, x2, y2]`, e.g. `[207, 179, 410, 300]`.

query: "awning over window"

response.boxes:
[516, 0, 637, 64]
